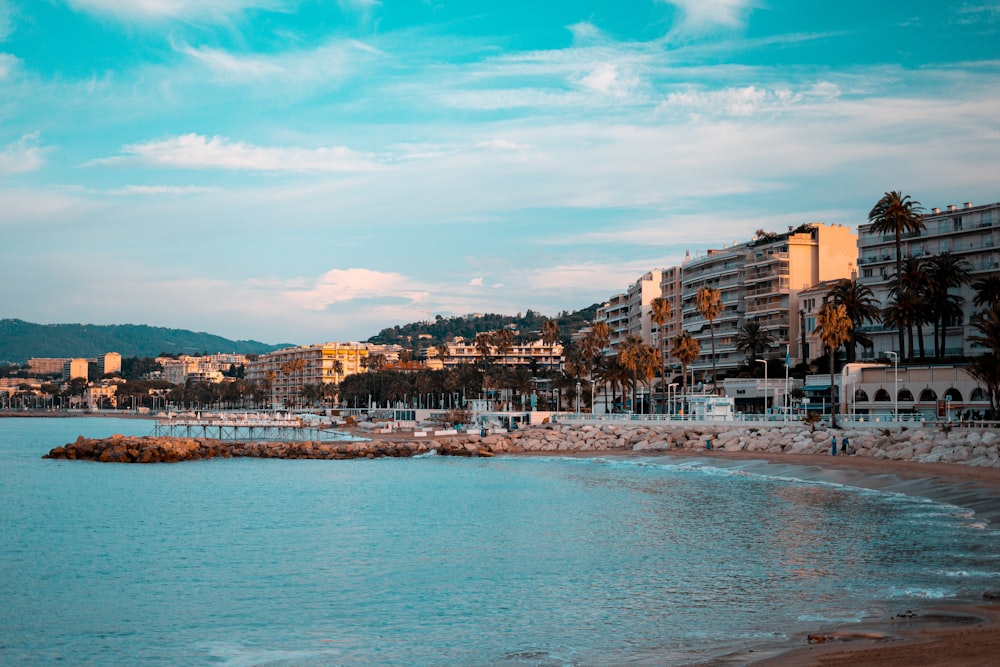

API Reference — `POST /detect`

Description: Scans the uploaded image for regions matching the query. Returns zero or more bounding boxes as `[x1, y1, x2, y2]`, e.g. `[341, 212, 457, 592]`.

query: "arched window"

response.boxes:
[944, 388, 963, 402]
[874, 388, 891, 402]
[920, 388, 938, 402]
[971, 387, 987, 402]
[898, 388, 914, 402]
[854, 389, 869, 402]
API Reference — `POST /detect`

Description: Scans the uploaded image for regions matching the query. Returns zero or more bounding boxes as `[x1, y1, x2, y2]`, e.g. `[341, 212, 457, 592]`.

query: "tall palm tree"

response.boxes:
[695, 286, 723, 392]
[474, 332, 494, 370]
[734, 320, 775, 366]
[827, 278, 880, 362]
[816, 303, 853, 428]
[925, 251, 971, 358]
[867, 190, 926, 355]
[649, 296, 673, 412]
[596, 356, 629, 413]
[492, 328, 516, 367]
[670, 331, 700, 401]
[541, 319, 561, 346]
[617, 334, 644, 413]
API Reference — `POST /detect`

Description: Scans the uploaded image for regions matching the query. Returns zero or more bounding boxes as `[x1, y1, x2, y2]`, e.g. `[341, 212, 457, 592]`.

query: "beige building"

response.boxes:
[28, 358, 68, 376]
[100, 352, 122, 376]
[63, 358, 89, 381]
[428, 337, 563, 370]
[597, 270, 663, 354]
[246, 343, 386, 408]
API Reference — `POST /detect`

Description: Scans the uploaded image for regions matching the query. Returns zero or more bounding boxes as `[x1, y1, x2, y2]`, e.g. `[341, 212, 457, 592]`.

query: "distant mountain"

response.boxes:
[0, 319, 290, 364]
[367, 304, 601, 353]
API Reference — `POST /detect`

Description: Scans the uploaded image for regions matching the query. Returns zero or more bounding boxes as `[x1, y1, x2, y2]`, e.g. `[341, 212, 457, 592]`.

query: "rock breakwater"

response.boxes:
[44, 423, 1000, 466]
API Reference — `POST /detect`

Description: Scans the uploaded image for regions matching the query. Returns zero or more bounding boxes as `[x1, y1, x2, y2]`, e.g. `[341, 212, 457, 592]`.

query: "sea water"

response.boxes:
[2, 417, 999, 666]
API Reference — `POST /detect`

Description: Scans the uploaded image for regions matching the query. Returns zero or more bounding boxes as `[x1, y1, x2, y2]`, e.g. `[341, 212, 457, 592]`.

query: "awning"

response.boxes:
[802, 384, 832, 392]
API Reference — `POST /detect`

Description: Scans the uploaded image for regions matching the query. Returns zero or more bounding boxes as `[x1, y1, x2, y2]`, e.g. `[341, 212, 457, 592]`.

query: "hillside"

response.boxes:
[0, 319, 289, 363]
[367, 304, 601, 352]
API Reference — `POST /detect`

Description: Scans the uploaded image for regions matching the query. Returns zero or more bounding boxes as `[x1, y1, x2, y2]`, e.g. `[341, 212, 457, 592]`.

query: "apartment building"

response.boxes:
[429, 337, 563, 370]
[597, 270, 662, 354]
[157, 354, 249, 385]
[99, 352, 122, 376]
[655, 266, 683, 350]
[28, 358, 67, 376]
[680, 242, 748, 380]
[856, 200, 1000, 358]
[246, 342, 387, 408]
[744, 223, 858, 366]
[63, 358, 89, 381]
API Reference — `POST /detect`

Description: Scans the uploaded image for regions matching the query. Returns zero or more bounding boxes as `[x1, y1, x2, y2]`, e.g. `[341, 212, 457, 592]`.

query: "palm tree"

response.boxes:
[670, 331, 700, 401]
[541, 319, 561, 346]
[827, 278, 880, 362]
[968, 305, 1000, 414]
[925, 251, 971, 358]
[734, 320, 775, 366]
[695, 286, 723, 392]
[649, 296, 673, 413]
[492, 328, 516, 367]
[617, 334, 644, 413]
[815, 303, 852, 428]
[972, 275, 1000, 312]
[474, 332, 494, 370]
[596, 357, 630, 413]
[867, 190, 926, 355]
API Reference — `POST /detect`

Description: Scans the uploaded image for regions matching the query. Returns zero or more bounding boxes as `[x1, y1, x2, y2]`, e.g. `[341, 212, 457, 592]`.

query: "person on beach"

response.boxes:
[831, 435, 837, 456]
[841, 436, 849, 455]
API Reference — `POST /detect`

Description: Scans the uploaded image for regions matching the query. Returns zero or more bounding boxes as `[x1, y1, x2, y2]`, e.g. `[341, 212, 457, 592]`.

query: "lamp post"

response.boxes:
[668, 382, 678, 420]
[575, 381, 581, 415]
[755, 359, 768, 414]
[886, 351, 898, 422]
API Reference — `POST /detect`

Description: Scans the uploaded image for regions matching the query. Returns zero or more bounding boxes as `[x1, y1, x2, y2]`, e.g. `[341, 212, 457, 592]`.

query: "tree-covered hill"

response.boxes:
[367, 304, 601, 354]
[0, 319, 289, 363]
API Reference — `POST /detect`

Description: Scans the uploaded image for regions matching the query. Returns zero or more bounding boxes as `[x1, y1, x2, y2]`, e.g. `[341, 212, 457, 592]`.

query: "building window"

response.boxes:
[953, 217, 963, 231]
[862, 268, 873, 278]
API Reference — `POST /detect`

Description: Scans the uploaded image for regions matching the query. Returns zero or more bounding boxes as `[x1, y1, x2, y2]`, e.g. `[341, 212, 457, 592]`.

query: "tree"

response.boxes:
[670, 331, 700, 400]
[695, 286, 723, 391]
[815, 303, 852, 428]
[541, 319, 561, 346]
[474, 332, 494, 370]
[925, 251, 971, 358]
[967, 305, 1000, 414]
[492, 328, 516, 367]
[649, 296, 673, 412]
[972, 275, 1000, 312]
[617, 334, 644, 413]
[827, 278, 880, 362]
[887, 256, 931, 360]
[734, 320, 775, 366]
[867, 191, 926, 356]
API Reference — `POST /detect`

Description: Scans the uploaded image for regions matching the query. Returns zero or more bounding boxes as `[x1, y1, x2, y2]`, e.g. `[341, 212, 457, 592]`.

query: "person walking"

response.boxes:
[842, 436, 850, 455]
[831, 435, 837, 456]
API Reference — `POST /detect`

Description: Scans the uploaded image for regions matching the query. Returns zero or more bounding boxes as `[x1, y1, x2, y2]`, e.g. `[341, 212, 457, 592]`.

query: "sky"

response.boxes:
[1, 1, 999, 345]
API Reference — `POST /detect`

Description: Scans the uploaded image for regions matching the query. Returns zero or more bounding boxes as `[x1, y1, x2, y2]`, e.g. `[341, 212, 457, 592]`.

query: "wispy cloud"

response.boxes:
[0, 132, 44, 174]
[91, 133, 380, 172]
[64, 0, 287, 22]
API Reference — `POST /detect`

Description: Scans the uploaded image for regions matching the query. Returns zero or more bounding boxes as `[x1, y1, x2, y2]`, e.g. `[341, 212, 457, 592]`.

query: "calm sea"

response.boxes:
[2, 417, 999, 666]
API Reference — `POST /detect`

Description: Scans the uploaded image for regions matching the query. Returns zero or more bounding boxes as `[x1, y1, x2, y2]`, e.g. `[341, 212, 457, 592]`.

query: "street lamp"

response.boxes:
[575, 381, 581, 414]
[668, 382, 678, 420]
[886, 351, 898, 422]
[755, 359, 768, 414]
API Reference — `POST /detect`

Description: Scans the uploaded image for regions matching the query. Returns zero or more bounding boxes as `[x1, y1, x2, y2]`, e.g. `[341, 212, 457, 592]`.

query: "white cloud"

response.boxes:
[92, 133, 379, 172]
[0, 132, 44, 174]
[285, 268, 427, 311]
[105, 185, 218, 195]
[0, 52, 18, 77]
[469, 277, 484, 286]
[63, 0, 286, 22]
[579, 63, 640, 99]
[664, 0, 759, 33]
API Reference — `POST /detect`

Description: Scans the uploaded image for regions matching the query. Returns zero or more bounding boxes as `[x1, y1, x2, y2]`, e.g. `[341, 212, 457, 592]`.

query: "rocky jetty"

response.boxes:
[44, 423, 1000, 466]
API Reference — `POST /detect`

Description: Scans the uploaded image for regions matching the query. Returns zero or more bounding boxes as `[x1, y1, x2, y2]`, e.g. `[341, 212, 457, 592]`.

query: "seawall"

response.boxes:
[44, 423, 1000, 466]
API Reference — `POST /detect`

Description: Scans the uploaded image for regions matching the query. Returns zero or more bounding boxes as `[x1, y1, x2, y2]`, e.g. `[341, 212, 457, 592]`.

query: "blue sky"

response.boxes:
[1, 1, 998, 345]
